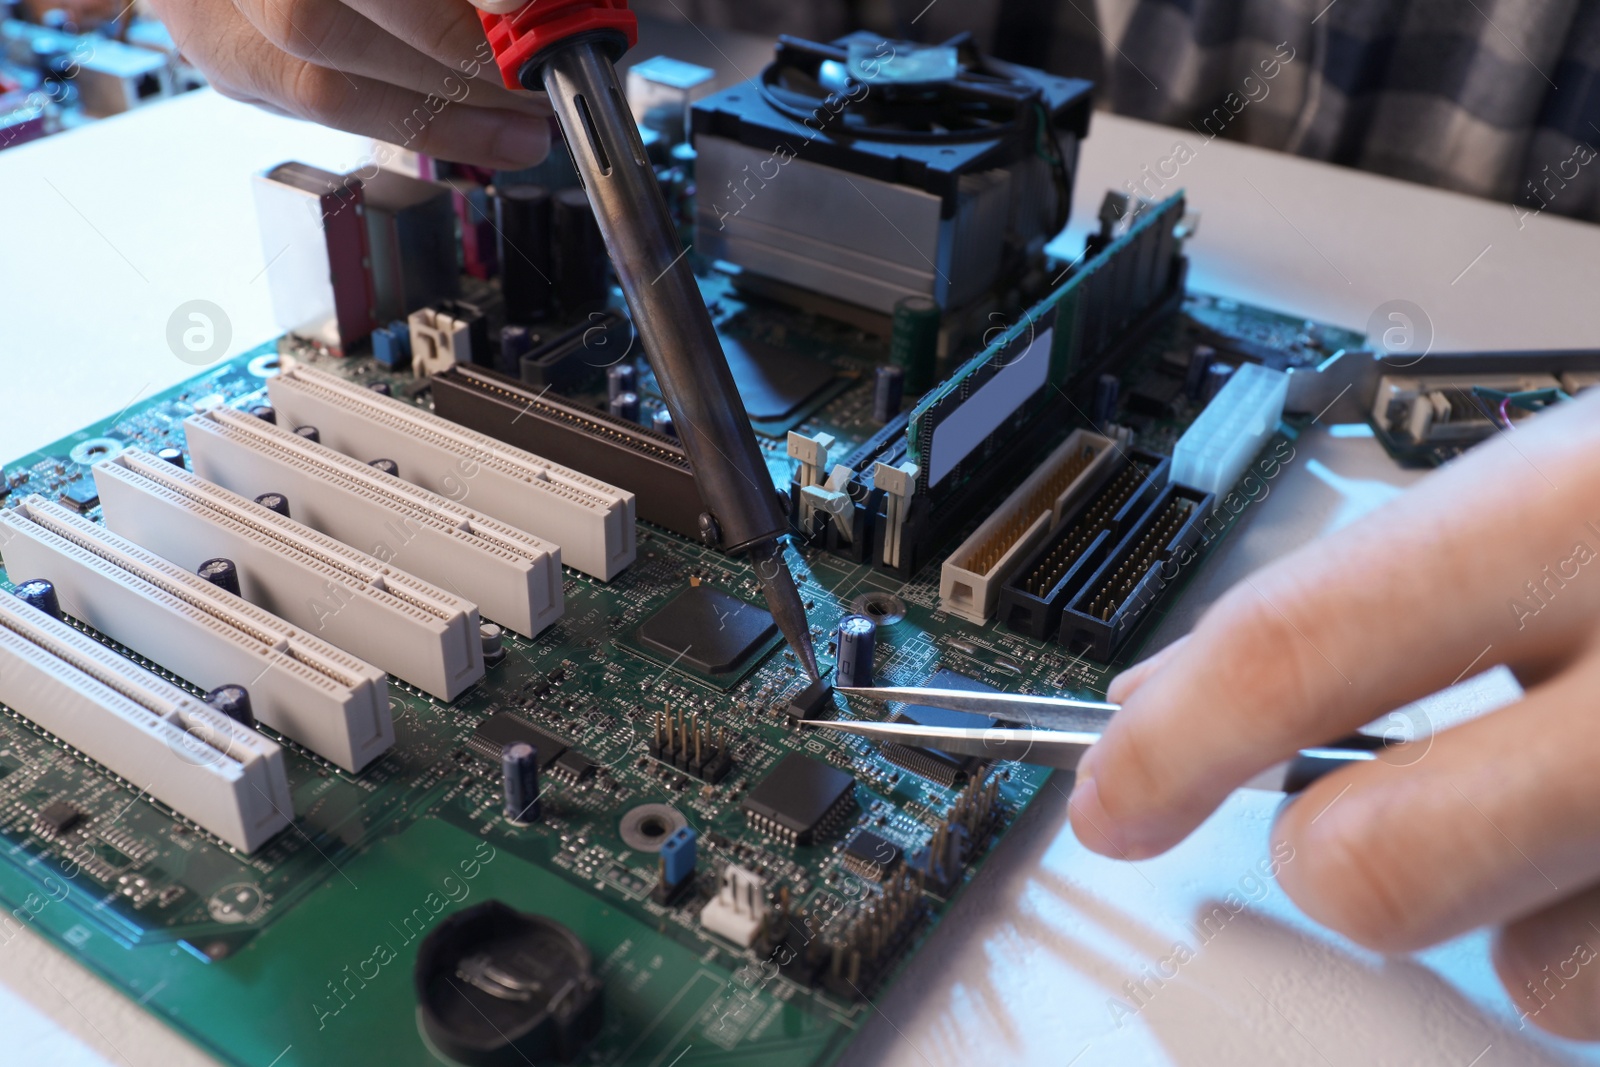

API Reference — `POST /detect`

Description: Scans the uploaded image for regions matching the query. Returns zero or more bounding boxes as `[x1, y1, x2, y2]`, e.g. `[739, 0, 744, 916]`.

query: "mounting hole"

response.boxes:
[619, 803, 688, 853]
[246, 353, 282, 378]
[69, 437, 125, 466]
[850, 591, 906, 626]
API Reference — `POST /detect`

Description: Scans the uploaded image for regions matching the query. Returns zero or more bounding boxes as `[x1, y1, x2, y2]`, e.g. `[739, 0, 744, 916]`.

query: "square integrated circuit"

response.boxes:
[635, 585, 779, 681]
[742, 753, 857, 846]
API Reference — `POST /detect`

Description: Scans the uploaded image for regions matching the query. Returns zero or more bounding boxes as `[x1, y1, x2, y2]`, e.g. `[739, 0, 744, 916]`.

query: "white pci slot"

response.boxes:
[939, 430, 1120, 624]
[266, 360, 637, 579]
[93, 453, 486, 702]
[0, 592, 291, 853]
[0, 497, 393, 772]
[185, 406, 562, 638]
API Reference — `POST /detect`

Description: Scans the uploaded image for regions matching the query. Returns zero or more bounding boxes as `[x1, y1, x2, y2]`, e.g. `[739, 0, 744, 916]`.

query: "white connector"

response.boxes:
[1171, 363, 1289, 495]
[700, 864, 769, 948]
[186, 406, 562, 637]
[408, 307, 471, 377]
[266, 361, 636, 579]
[0, 496, 393, 772]
[94, 453, 485, 702]
[0, 592, 291, 853]
[940, 429, 1118, 623]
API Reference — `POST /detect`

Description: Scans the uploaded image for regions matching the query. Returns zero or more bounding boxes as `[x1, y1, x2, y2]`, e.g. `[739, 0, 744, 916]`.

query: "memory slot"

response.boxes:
[266, 360, 636, 579]
[93, 454, 484, 702]
[939, 430, 1118, 624]
[0, 497, 392, 772]
[0, 592, 291, 853]
[185, 406, 561, 637]
[996, 449, 1168, 639]
[1059, 483, 1214, 660]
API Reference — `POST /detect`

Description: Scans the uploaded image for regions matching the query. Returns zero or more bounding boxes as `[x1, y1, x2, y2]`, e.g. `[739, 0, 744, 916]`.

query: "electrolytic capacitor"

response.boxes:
[890, 295, 939, 393]
[156, 447, 186, 468]
[294, 425, 320, 444]
[1202, 362, 1236, 404]
[254, 492, 291, 518]
[197, 557, 242, 596]
[481, 622, 506, 667]
[250, 405, 277, 424]
[606, 362, 636, 401]
[205, 684, 255, 728]
[1093, 373, 1121, 427]
[502, 742, 540, 823]
[369, 458, 400, 478]
[13, 578, 59, 618]
[835, 614, 877, 689]
[872, 365, 905, 423]
[494, 184, 553, 323]
[609, 390, 640, 423]
[1184, 344, 1215, 401]
[367, 381, 393, 397]
[651, 408, 675, 437]
[552, 187, 610, 317]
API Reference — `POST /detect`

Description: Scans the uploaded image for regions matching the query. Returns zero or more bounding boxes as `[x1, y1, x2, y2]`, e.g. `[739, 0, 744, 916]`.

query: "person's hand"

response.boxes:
[1069, 389, 1600, 1038]
[146, 0, 553, 170]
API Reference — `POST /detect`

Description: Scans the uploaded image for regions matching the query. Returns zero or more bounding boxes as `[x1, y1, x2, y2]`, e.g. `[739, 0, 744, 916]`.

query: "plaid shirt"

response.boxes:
[637, 0, 1600, 223]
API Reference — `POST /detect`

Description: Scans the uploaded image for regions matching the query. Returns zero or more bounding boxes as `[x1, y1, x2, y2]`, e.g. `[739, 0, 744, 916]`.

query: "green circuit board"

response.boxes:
[0, 273, 1361, 1067]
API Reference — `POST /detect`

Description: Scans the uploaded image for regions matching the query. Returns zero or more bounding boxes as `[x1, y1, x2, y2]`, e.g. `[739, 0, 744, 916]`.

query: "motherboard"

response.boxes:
[5, 28, 1583, 1067]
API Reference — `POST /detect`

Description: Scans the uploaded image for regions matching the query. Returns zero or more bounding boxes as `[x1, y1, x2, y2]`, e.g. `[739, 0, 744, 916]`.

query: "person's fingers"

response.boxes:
[193, 3, 549, 168]
[1493, 883, 1600, 1040]
[341, 0, 532, 90]
[1270, 644, 1600, 953]
[1069, 393, 1600, 860]
[1105, 635, 1189, 704]
[232, 0, 539, 110]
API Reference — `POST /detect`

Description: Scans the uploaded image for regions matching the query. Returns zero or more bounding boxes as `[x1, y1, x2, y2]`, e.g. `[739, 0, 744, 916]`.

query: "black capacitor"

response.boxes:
[552, 187, 610, 317]
[255, 492, 291, 518]
[1093, 373, 1121, 426]
[294, 425, 320, 444]
[872, 365, 904, 423]
[197, 557, 242, 596]
[13, 579, 59, 618]
[156, 447, 185, 468]
[835, 614, 877, 689]
[500, 324, 534, 376]
[495, 184, 553, 323]
[250, 405, 277, 424]
[205, 684, 255, 728]
[502, 742, 540, 823]
[1184, 344, 1215, 401]
[369, 458, 400, 477]
[609, 391, 640, 423]
[651, 408, 675, 438]
[367, 381, 393, 397]
[1202, 362, 1236, 404]
[606, 362, 636, 401]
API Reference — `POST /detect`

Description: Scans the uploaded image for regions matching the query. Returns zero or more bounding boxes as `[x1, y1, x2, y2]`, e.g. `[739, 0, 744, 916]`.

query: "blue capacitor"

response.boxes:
[659, 824, 697, 889]
[835, 614, 877, 688]
[873, 365, 905, 423]
[651, 408, 675, 438]
[13, 578, 59, 618]
[369, 458, 400, 478]
[254, 492, 291, 518]
[1184, 344, 1214, 401]
[205, 684, 255, 728]
[249, 405, 277, 425]
[156, 447, 186, 468]
[366, 380, 393, 397]
[502, 742, 540, 823]
[1093, 374, 1121, 427]
[1202, 361, 1236, 404]
[197, 557, 241, 596]
[607, 363, 637, 401]
[294, 425, 320, 444]
[609, 390, 640, 423]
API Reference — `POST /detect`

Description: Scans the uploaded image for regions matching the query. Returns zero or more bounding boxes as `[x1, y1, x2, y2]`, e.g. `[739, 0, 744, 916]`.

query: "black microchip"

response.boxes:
[720, 335, 837, 422]
[879, 670, 995, 787]
[550, 749, 594, 785]
[57, 478, 99, 513]
[37, 800, 83, 835]
[842, 830, 901, 881]
[637, 586, 777, 676]
[784, 679, 834, 722]
[467, 712, 567, 768]
[743, 753, 857, 845]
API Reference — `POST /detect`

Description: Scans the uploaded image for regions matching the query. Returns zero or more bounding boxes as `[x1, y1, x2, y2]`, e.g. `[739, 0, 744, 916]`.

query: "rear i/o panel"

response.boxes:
[5, 27, 1556, 1067]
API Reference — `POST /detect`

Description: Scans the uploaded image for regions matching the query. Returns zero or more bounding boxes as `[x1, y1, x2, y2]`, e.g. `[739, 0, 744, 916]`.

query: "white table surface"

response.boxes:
[2, 20, 1600, 1067]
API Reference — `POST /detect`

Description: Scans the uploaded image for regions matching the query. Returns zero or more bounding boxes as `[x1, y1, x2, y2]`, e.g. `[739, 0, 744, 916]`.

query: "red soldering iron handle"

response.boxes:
[478, 0, 639, 90]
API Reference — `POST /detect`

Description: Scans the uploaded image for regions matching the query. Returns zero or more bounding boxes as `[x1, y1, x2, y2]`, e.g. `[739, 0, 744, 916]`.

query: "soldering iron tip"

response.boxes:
[750, 539, 819, 682]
